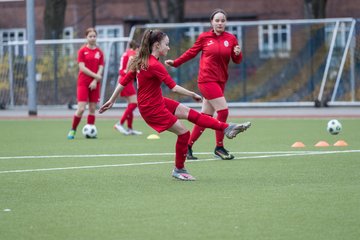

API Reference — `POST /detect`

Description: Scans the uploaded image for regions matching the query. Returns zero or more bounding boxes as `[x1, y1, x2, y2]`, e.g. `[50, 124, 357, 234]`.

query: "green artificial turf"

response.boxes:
[0, 118, 359, 240]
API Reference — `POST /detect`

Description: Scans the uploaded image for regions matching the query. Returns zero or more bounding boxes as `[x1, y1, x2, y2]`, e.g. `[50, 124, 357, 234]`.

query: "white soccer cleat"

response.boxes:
[128, 129, 143, 135]
[172, 168, 196, 181]
[114, 123, 130, 135]
[224, 122, 251, 139]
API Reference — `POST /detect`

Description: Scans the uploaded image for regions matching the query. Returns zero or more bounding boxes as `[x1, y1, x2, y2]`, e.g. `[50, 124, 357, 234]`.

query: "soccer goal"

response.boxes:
[128, 18, 359, 107]
[0, 37, 129, 108]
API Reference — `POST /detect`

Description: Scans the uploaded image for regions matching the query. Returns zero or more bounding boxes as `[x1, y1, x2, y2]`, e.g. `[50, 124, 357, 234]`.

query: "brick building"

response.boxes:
[0, 0, 359, 41]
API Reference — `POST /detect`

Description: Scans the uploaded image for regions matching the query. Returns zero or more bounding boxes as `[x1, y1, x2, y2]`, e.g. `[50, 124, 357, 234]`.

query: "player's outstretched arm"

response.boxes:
[99, 83, 124, 113]
[171, 85, 202, 103]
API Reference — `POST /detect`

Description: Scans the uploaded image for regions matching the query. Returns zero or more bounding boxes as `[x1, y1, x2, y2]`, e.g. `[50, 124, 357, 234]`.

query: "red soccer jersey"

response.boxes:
[120, 55, 177, 132]
[118, 49, 136, 78]
[77, 45, 104, 86]
[173, 30, 242, 83]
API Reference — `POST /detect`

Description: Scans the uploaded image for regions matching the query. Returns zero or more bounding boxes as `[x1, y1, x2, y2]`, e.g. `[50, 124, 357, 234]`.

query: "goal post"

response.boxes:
[0, 37, 130, 108]
[128, 18, 359, 107]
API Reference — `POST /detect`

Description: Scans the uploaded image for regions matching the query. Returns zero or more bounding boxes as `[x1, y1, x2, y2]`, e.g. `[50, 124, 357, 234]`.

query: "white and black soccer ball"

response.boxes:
[82, 124, 97, 138]
[327, 119, 342, 135]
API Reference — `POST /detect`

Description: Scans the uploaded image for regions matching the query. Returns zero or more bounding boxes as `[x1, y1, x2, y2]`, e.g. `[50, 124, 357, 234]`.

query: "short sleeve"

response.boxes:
[77, 47, 85, 63]
[153, 63, 176, 89]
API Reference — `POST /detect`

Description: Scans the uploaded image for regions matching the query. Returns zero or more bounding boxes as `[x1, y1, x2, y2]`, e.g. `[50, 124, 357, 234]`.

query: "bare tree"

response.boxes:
[167, 0, 184, 23]
[145, 0, 185, 23]
[44, 0, 67, 39]
[304, 0, 327, 19]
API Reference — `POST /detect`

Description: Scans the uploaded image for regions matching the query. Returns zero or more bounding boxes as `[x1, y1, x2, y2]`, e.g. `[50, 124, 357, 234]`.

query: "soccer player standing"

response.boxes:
[99, 29, 250, 181]
[113, 40, 142, 136]
[67, 28, 104, 139]
[165, 9, 249, 160]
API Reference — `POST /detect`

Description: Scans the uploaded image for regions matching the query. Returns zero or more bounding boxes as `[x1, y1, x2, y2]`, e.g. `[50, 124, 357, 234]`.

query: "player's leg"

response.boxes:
[114, 96, 131, 135]
[187, 99, 215, 159]
[126, 95, 142, 135]
[208, 96, 235, 160]
[88, 101, 97, 125]
[167, 120, 195, 181]
[87, 85, 100, 126]
[173, 100, 249, 139]
[67, 85, 88, 139]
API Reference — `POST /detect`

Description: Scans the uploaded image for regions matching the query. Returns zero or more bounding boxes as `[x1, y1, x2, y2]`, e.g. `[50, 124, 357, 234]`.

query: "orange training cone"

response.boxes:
[291, 142, 305, 148]
[334, 140, 348, 147]
[315, 141, 330, 147]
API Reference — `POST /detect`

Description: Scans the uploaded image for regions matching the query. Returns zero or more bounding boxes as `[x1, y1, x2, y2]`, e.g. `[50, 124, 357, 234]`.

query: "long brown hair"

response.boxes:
[128, 29, 167, 71]
[85, 27, 97, 37]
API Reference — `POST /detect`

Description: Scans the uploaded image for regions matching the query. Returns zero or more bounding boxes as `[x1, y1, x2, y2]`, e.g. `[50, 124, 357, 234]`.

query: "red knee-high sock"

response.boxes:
[187, 109, 228, 131]
[71, 115, 81, 131]
[175, 131, 190, 169]
[126, 103, 137, 129]
[120, 103, 137, 127]
[188, 113, 211, 147]
[215, 109, 229, 147]
[87, 114, 95, 125]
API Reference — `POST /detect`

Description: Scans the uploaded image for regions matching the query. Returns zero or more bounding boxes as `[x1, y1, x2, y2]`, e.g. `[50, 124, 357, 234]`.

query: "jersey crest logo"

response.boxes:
[224, 40, 229, 47]
[95, 52, 101, 59]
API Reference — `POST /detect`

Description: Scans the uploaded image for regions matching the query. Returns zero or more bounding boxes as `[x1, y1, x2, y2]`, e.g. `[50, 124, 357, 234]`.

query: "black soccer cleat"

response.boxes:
[214, 146, 234, 160]
[186, 145, 198, 160]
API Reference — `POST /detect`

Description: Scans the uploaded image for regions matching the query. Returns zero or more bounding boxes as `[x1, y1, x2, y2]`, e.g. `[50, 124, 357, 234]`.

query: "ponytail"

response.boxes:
[128, 29, 167, 71]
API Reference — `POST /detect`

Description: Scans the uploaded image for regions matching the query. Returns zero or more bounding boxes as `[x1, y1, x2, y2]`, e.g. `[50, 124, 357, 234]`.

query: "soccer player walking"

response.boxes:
[67, 28, 104, 139]
[165, 9, 248, 160]
[99, 29, 250, 181]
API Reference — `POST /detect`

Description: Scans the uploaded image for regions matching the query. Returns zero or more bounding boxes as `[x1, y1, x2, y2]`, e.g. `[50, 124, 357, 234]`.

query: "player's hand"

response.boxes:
[89, 80, 97, 90]
[94, 74, 102, 81]
[234, 45, 241, 56]
[165, 60, 174, 67]
[192, 93, 202, 102]
[99, 100, 114, 114]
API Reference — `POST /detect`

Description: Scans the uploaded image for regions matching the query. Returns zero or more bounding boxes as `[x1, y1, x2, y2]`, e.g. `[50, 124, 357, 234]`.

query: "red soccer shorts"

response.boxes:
[77, 84, 100, 103]
[139, 97, 179, 133]
[198, 81, 225, 100]
[120, 82, 136, 97]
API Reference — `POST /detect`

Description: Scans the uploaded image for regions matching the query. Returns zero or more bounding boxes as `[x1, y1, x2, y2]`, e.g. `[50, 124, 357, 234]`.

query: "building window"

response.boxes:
[184, 26, 204, 42]
[0, 28, 26, 56]
[95, 25, 124, 54]
[62, 26, 74, 55]
[226, 25, 242, 40]
[325, 22, 350, 48]
[259, 24, 291, 58]
[96, 25, 123, 39]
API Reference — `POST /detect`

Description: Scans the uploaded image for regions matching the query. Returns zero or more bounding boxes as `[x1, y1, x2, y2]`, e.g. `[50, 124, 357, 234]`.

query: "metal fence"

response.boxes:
[0, 18, 359, 109]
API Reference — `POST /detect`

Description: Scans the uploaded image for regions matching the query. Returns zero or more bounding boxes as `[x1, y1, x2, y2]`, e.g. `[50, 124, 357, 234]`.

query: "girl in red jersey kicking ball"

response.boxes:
[99, 29, 250, 181]
[67, 28, 104, 139]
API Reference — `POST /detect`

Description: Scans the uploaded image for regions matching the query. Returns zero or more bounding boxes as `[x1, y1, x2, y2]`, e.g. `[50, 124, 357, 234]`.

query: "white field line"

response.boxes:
[0, 150, 340, 160]
[0, 150, 359, 174]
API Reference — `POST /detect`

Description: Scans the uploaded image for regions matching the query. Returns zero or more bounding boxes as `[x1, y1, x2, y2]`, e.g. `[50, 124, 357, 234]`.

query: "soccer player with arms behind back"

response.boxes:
[67, 28, 104, 139]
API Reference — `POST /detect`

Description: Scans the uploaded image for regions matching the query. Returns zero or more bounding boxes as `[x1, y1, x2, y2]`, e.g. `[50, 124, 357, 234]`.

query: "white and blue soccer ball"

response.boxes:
[82, 124, 97, 138]
[327, 119, 342, 135]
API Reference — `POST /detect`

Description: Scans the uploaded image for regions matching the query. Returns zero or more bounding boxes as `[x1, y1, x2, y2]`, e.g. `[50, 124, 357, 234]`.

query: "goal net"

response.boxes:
[0, 37, 129, 108]
[129, 18, 359, 107]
